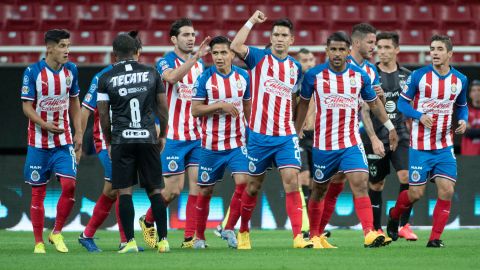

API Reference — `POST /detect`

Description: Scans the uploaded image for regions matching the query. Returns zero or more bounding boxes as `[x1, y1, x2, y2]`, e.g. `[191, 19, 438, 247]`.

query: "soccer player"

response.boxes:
[21, 29, 83, 253]
[387, 35, 468, 248]
[78, 31, 143, 252]
[361, 31, 417, 240]
[461, 80, 480, 155]
[230, 11, 313, 249]
[97, 33, 169, 253]
[139, 18, 210, 249]
[191, 36, 251, 249]
[296, 31, 398, 248]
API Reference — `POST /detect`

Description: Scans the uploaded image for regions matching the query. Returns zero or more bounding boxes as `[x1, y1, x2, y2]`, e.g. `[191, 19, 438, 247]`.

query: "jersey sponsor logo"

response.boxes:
[421, 99, 454, 115]
[31, 170, 40, 182]
[411, 170, 421, 182]
[248, 161, 256, 173]
[22, 86, 29, 94]
[121, 129, 150, 139]
[119, 86, 148, 97]
[263, 78, 292, 99]
[65, 76, 72, 87]
[385, 100, 396, 113]
[23, 75, 29, 85]
[223, 98, 243, 112]
[323, 94, 357, 109]
[159, 60, 169, 71]
[314, 168, 324, 180]
[110, 72, 149, 87]
[84, 93, 92, 102]
[178, 82, 194, 100]
[39, 97, 68, 112]
[168, 160, 178, 171]
[200, 171, 210, 182]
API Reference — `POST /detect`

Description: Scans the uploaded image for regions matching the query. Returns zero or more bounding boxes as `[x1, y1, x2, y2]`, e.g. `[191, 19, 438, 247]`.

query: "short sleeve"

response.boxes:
[455, 76, 468, 106]
[156, 56, 175, 77]
[400, 71, 418, 101]
[96, 73, 109, 102]
[82, 75, 99, 111]
[300, 69, 315, 100]
[360, 71, 377, 102]
[192, 72, 208, 101]
[242, 71, 251, 100]
[243, 46, 267, 70]
[291, 61, 302, 94]
[68, 63, 80, 97]
[20, 66, 36, 101]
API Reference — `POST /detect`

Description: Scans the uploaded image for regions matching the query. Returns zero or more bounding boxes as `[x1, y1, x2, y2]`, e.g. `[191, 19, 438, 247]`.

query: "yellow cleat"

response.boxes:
[48, 232, 68, 253]
[377, 230, 392, 246]
[33, 242, 46, 254]
[320, 235, 337, 248]
[293, 234, 313, 248]
[139, 215, 158, 249]
[237, 231, 251, 250]
[157, 239, 170, 253]
[181, 238, 194, 249]
[118, 239, 139, 253]
[311, 236, 324, 249]
[364, 230, 385, 248]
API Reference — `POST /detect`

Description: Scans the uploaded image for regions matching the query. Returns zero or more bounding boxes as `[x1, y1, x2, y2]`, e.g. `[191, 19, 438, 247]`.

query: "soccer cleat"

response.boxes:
[386, 208, 400, 241]
[302, 231, 310, 240]
[193, 239, 207, 249]
[119, 242, 144, 252]
[377, 229, 392, 246]
[426, 239, 444, 248]
[322, 230, 332, 238]
[310, 236, 324, 249]
[48, 232, 68, 253]
[319, 235, 337, 248]
[138, 215, 158, 249]
[118, 239, 139, 253]
[213, 224, 223, 238]
[237, 231, 251, 250]
[221, 229, 238, 249]
[181, 238, 194, 249]
[398, 224, 418, 241]
[157, 239, 170, 253]
[293, 234, 314, 249]
[364, 230, 385, 248]
[33, 242, 46, 254]
[78, 233, 102, 252]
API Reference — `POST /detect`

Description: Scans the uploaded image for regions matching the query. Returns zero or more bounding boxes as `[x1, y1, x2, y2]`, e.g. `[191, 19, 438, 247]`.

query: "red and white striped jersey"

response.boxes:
[400, 65, 468, 150]
[156, 52, 204, 141]
[243, 47, 302, 136]
[192, 65, 251, 151]
[20, 60, 80, 149]
[300, 62, 377, 150]
[347, 55, 380, 85]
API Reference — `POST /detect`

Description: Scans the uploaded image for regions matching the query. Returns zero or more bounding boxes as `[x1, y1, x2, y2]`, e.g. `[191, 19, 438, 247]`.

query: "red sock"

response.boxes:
[195, 194, 211, 240]
[115, 195, 127, 243]
[184, 195, 198, 239]
[354, 196, 374, 235]
[286, 191, 303, 237]
[225, 183, 246, 230]
[430, 199, 451, 241]
[239, 191, 258, 233]
[84, 194, 115, 238]
[391, 190, 413, 220]
[53, 178, 76, 233]
[145, 193, 168, 224]
[318, 182, 344, 234]
[31, 185, 47, 243]
[308, 199, 324, 238]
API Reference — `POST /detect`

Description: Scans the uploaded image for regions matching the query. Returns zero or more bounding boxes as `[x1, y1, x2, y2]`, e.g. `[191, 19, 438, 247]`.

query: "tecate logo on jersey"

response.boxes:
[264, 78, 292, 99]
[178, 82, 194, 100]
[39, 97, 68, 112]
[110, 72, 149, 87]
[122, 129, 150, 139]
[323, 94, 356, 109]
[421, 99, 453, 115]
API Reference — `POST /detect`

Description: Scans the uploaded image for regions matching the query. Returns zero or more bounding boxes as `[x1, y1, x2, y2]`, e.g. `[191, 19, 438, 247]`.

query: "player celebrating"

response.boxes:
[97, 33, 169, 253]
[21, 29, 83, 254]
[230, 11, 313, 249]
[139, 18, 210, 249]
[191, 36, 251, 249]
[387, 35, 468, 248]
[296, 32, 398, 248]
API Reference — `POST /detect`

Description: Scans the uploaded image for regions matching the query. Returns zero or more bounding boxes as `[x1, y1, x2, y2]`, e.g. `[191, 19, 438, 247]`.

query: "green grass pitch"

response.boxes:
[0, 229, 479, 270]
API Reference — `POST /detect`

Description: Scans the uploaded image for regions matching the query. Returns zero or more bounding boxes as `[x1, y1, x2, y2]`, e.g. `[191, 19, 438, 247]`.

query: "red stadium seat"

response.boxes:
[22, 31, 44, 45]
[69, 53, 108, 64]
[247, 30, 271, 46]
[295, 30, 315, 45]
[425, 29, 462, 45]
[179, 5, 216, 29]
[399, 5, 437, 28]
[435, 5, 472, 27]
[397, 29, 425, 45]
[139, 53, 162, 65]
[14, 53, 41, 64]
[0, 31, 22, 45]
[313, 30, 331, 45]
[0, 53, 15, 64]
[362, 5, 399, 28]
[325, 5, 362, 28]
[95, 31, 117, 46]
[312, 52, 326, 64]
[251, 5, 288, 20]
[462, 30, 480, 45]
[69, 31, 96, 46]
[111, 4, 146, 30]
[145, 4, 178, 30]
[471, 5, 480, 28]
[216, 5, 251, 29]
[288, 5, 327, 29]
[38, 4, 73, 30]
[451, 53, 477, 64]
[71, 4, 110, 30]
[2, 4, 38, 30]
[397, 53, 419, 64]
[140, 30, 170, 46]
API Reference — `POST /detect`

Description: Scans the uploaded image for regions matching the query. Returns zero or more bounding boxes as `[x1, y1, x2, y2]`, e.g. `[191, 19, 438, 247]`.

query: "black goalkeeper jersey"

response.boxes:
[97, 60, 165, 144]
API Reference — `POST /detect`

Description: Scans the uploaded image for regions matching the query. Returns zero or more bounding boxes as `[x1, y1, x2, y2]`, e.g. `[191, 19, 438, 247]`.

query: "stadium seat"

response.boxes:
[397, 52, 419, 64]
[435, 5, 472, 27]
[288, 5, 327, 29]
[397, 29, 425, 45]
[461, 29, 480, 45]
[312, 52, 326, 63]
[425, 29, 462, 45]
[450, 53, 477, 64]
[139, 53, 162, 65]
[325, 5, 362, 28]
[14, 53, 41, 63]
[0, 31, 22, 45]
[111, 4, 146, 30]
[69, 31, 96, 46]
[2, 4, 38, 30]
[216, 5, 251, 29]
[313, 30, 331, 45]
[38, 4, 73, 30]
[22, 31, 44, 46]
[179, 5, 215, 29]
[95, 31, 118, 46]
[362, 5, 399, 29]
[247, 30, 271, 46]
[295, 30, 315, 45]
[71, 4, 111, 30]
[0, 53, 15, 64]
[68, 53, 108, 64]
[140, 30, 170, 46]
[399, 5, 437, 28]
[145, 4, 178, 30]
[251, 5, 288, 20]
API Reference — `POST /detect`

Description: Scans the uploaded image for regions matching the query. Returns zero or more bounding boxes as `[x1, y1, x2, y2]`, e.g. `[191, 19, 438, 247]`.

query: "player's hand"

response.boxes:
[194, 36, 211, 59]
[388, 128, 399, 152]
[371, 136, 386, 158]
[455, 120, 467, 134]
[221, 102, 240, 117]
[373, 85, 385, 102]
[249, 10, 267, 24]
[298, 130, 304, 139]
[42, 121, 65, 134]
[75, 148, 82, 165]
[420, 114, 433, 129]
[158, 137, 166, 153]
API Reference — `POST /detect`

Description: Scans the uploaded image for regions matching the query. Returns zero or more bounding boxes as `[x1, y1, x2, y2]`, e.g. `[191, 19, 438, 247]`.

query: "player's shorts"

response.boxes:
[161, 139, 201, 176]
[299, 130, 314, 172]
[365, 139, 409, 183]
[311, 144, 369, 184]
[408, 146, 457, 186]
[197, 146, 249, 186]
[247, 133, 301, 176]
[111, 143, 163, 190]
[24, 145, 77, 186]
[97, 149, 112, 182]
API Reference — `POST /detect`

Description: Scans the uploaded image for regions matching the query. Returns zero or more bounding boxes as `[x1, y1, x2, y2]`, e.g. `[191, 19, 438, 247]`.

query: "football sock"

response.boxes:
[399, 184, 413, 227]
[115, 196, 127, 243]
[299, 186, 310, 232]
[286, 191, 303, 237]
[145, 193, 168, 225]
[318, 182, 344, 234]
[118, 194, 135, 242]
[149, 193, 168, 240]
[354, 196, 375, 235]
[368, 189, 383, 230]
[430, 198, 451, 241]
[239, 191, 258, 233]
[53, 178, 76, 233]
[195, 193, 212, 240]
[390, 190, 412, 220]
[184, 195, 197, 239]
[224, 183, 246, 230]
[308, 198, 324, 237]
[31, 185, 47, 243]
[84, 194, 115, 238]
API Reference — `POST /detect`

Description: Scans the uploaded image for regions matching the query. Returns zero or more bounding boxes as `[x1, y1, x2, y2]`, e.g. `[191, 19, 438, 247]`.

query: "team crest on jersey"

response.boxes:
[236, 80, 242, 89]
[248, 161, 256, 173]
[451, 84, 457, 94]
[65, 76, 73, 87]
[23, 75, 29, 85]
[411, 170, 421, 182]
[22, 86, 29, 94]
[168, 160, 178, 171]
[84, 93, 92, 102]
[201, 171, 210, 182]
[314, 169, 324, 180]
[289, 68, 295, 78]
[369, 165, 377, 177]
[350, 77, 356, 86]
[31, 170, 40, 182]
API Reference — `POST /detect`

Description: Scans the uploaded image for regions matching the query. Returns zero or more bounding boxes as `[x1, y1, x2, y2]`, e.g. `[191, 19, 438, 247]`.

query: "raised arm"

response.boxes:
[230, 10, 267, 59]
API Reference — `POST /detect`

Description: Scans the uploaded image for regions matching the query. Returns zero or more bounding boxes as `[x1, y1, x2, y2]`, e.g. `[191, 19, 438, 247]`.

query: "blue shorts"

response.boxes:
[311, 144, 369, 183]
[97, 150, 112, 181]
[161, 139, 201, 176]
[24, 145, 77, 186]
[247, 132, 301, 176]
[197, 146, 249, 186]
[408, 146, 457, 186]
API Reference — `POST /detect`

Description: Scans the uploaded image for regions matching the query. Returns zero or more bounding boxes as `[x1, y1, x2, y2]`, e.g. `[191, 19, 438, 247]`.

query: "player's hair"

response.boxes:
[112, 33, 137, 59]
[209, 36, 231, 49]
[265, 43, 272, 49]
[169, 18, 193, 37]
[351, 23, 377, 40]
[128, 30, 143, 52]
[271, 18, 294, 34]
[470, 79, 480, 88]
[431, 34, 453, 52]
[44, 29, 70, 44]
[327, 32, 351, 47]
[297, 48, 311, 56]
[376, 32, 399, 48]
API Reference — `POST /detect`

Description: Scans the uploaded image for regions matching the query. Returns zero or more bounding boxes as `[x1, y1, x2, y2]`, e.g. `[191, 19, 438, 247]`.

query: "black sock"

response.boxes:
[368, 189, 383, 230]
[149, 193, 168, 240]
[302, 185, 310, 204]
[119, 194, 135, 242]
[399, 184, 412, 226]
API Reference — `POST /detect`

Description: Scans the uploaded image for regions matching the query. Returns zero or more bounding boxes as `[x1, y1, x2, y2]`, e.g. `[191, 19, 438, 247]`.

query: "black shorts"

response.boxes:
[299, 130, 314, 172]
[111, 143, 164, 190]
[365, 139, 409, 184]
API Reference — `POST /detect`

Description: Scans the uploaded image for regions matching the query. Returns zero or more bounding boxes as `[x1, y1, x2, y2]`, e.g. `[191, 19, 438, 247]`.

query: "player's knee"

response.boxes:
[408, 188, 424, 201]
[60, 178, 76, 198]
[200, 186, 214, 196]
[397, 171, 409, 184]
[369, 180, 384, 191]
[311, 182, 328, 200]
[104, 189, 117, 200]
[247, 181, 261, 196]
